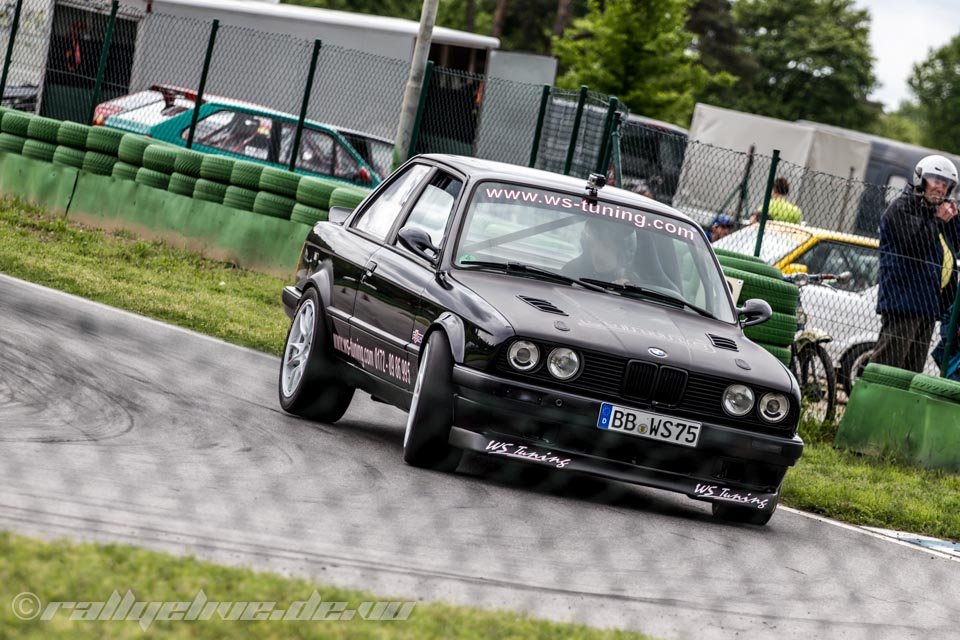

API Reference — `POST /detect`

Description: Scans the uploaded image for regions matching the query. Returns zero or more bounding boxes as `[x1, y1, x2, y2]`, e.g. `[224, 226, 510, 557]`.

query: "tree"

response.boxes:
[730, 0, 879, 130]
[552, 0, 716, 125]
[908, 34, 960, 154]
[865, 102, 923, 146]
[685, 0, 755, 105]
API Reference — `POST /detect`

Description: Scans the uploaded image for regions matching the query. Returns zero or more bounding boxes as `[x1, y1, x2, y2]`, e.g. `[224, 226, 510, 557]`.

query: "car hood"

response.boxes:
[452, 270, 792, 390]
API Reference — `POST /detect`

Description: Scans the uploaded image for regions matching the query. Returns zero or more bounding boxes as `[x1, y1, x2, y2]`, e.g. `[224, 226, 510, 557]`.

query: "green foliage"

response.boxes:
[729, 0, 879, 130]
[908, 34, 960, 155]
[686, 0, 757, 106]
[552, 0, 718, 126]
[865, 105, 923, 146]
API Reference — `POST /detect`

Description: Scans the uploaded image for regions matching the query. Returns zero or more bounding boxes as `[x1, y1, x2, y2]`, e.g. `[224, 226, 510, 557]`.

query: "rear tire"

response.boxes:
[278, 288, 355, 422]
[403, 332, 462, 471]
[712, 495, 778, 526]
[840, 343, 873, 396]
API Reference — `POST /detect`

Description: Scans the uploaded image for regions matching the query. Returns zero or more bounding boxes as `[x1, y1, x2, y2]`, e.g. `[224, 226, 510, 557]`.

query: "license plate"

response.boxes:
[597, 403, 702, 447]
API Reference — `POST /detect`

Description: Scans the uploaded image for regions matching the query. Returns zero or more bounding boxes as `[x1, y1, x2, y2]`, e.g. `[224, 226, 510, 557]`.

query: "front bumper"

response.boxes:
[450, 365, 804, 512]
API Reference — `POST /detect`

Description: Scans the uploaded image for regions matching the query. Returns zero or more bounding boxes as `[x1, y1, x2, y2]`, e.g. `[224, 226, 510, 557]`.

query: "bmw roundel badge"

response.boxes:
[648, 347, 668, 358]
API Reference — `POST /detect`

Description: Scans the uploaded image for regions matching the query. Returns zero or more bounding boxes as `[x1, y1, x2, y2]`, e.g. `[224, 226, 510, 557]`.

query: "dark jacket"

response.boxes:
[877, 188, 960, 317]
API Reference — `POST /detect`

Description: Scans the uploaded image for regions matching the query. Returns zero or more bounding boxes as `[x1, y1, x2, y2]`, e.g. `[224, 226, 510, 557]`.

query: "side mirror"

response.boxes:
[837, 270, 853, 284]
[328, 206, 352, 226]
[398, 226, 439, 264]
[738, 298, 772, 327]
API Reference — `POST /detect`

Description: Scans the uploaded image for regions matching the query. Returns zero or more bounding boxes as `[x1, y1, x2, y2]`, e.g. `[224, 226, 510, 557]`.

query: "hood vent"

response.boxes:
[518, 295, 567, 316]
[708, 334, 739, 351]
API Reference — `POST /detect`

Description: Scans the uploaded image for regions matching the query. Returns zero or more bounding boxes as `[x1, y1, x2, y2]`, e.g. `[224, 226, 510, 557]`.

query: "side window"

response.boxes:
[184, 110, 273, 160]
[399, 173, 463, 251]
[280, 126, 362, 181]
[792, 241, 832, 273]
[353, 164, 432, 241]
[838, 245, 880, 292]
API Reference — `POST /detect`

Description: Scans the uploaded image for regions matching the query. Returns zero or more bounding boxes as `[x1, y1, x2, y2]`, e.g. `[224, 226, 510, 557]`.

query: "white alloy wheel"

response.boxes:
[281, 298, 316, 398]
[404, 342, 430, 448]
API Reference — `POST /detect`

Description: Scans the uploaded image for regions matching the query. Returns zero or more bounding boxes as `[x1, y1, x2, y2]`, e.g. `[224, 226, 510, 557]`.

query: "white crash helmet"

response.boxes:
[914, 154, 958, 196]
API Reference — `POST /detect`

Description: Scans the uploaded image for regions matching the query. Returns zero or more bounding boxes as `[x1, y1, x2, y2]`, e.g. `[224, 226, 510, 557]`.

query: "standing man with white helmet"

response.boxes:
[873, 154, 960, 372]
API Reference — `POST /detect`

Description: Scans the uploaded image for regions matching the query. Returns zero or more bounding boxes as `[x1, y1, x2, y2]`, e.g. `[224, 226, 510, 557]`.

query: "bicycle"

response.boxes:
[783, 272, 852, 423]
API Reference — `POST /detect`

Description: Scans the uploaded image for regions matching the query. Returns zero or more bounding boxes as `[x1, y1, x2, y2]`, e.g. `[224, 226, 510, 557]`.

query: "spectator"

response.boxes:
[751, 176, 802, 224]
[709, 214, 736, 242]
[931, 309, 960, 381]
[873, 155, 960, 372]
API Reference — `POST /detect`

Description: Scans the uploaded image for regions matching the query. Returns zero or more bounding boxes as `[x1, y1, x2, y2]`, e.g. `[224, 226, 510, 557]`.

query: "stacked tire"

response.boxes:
[716, 248, 799, 366]
[254, 166, 301, 220]
[909, 373, 960, 403]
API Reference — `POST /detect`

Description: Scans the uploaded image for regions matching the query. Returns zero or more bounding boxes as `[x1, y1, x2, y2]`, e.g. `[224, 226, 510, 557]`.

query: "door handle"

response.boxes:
[362, 261, 377, 280]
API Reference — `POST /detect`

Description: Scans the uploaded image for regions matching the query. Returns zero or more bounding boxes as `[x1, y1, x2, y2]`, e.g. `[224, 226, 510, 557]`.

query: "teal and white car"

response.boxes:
[94, 85, 389, 187]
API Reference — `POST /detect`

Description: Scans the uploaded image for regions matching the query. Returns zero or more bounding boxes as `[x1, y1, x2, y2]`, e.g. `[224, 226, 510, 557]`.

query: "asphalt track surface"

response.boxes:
[1, 273, 958, 639]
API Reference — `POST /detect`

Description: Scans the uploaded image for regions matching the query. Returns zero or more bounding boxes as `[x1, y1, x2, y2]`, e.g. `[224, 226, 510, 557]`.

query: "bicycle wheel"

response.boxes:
[797, 343, 836, 423]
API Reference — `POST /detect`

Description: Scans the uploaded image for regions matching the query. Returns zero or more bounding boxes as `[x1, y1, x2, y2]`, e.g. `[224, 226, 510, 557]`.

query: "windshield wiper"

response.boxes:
[459, 260, 607, 293]
[579, 278, 718, 320]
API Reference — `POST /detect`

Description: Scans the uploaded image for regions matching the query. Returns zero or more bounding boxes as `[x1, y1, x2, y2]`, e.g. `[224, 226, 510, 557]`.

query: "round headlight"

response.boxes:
[723, 384, 755, 417]
[759, 392, 790, 423]
[507, 340, 540, 372]
[547, 347, 580, 380]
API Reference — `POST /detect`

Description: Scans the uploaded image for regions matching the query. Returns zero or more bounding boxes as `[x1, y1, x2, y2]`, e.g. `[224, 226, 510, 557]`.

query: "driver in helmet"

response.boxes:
[562, 217, 638, 283]
[873, 154, 960, 372]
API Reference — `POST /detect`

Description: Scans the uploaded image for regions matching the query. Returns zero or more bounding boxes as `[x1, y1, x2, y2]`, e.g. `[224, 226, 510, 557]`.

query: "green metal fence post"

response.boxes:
[563, 85, 588, 176]
[596, 95, 618, 174]
[87, 0, 120, 124]
[737, 144, 756, 218]
[942, 286, 960, 373]
[186, 19, 220, 149]
[609, 112, 623, 188]
[406, 60, 434, 160]
[754, 149, 781, 258]
[528, 84, 551, 168]
[290, 39, 322, 172]
[0, 0, 25, 104]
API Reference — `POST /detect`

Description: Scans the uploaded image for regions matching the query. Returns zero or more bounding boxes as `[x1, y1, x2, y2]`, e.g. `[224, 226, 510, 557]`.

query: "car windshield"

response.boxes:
[454, 181, 736, 322]
[713, 223, 812, 264]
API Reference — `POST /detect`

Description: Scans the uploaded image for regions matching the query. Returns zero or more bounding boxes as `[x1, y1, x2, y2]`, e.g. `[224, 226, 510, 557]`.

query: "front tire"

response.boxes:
[403, 331, 462, 471]
[712, 496, 778, 526]
[279, 288, 355, 422]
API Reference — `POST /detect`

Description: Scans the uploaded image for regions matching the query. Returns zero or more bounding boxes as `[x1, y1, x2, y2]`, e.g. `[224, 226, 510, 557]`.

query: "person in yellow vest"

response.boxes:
[873, 155, 960, 372]
[750, 177, 802, 224]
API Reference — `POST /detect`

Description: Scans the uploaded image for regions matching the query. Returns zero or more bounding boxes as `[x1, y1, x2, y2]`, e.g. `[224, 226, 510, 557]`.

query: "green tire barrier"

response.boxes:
[86, 127, 125, 155]
[909, 374, 960, 403]
[744, 323, 794, 348]
[118, 134, 154, 165]
[717, 255, 783, 280]
[222, 186, 257, 211]
[172, 149, 205, 177]
[26, 117, 61, 144]
[111, 161, 139, 181]
[135, 167, 170, 190]
[713, 247, 768, 265]
[1, 111, 31, 136]
[296, 177, 338, 209]
[259, 166, 300, 197]
[757, 342, 791, 366]
[57, 122, 91, 149]
[142, 145, 178, 174]
[328, 186, 368, 211]
[52, 146, 87, 169]
[82, 151, 117, 176]
[230, 160, 264, 190]
[21, 140, 56, 162]
[0, 133, 26, 153]
[193, 178, 227, 204]
[860, 363, 917, 391]
[290, 203, 327, 226]
[200, 156, 234, 183]
[253, 191, 296, 219]
[721, 265, 799, 313]
[168, 172, 198, 197]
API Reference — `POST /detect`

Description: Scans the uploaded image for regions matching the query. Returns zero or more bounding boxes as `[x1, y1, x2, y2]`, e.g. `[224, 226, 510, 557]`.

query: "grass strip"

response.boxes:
[0, 531, 650, 639]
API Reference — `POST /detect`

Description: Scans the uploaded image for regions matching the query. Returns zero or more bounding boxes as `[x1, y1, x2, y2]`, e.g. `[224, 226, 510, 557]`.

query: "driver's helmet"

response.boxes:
[913, 154, 958, 198]
[581, 217, 636, 259]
